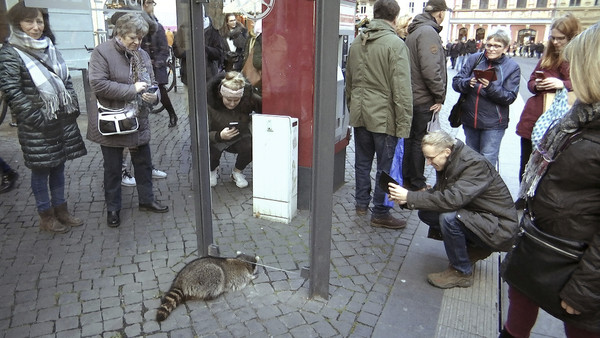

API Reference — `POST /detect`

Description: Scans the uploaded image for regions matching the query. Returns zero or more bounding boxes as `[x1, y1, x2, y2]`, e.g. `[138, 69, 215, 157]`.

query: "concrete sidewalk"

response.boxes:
[0, 70, 565, 337]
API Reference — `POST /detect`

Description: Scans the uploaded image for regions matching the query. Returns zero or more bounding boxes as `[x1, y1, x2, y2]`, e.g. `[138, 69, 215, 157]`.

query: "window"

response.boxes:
[569, 0, 581, 5]
[479, 0, 489, 9]
[461, 0, 471, 9]
[359, 5, 366, 13]
[516, 0, 527, 8]
[497, 0, 507, 8]
[409, 2, 415, 13]
[536, 0, 548, 6]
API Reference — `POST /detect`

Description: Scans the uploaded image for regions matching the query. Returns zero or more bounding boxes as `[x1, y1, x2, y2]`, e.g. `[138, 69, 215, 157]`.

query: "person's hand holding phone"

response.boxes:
[141, 85, 159, 103]
[220, 122, 240, 140]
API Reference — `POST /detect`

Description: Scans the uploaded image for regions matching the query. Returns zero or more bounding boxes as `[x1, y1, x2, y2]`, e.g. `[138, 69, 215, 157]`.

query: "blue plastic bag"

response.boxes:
[384, 138, 404, 207]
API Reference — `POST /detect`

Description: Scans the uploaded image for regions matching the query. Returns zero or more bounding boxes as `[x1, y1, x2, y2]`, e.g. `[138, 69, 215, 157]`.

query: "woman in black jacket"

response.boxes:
[207, 71, 260, 188]
[0, 1, 86, 234]
[501, 23, 600, 337]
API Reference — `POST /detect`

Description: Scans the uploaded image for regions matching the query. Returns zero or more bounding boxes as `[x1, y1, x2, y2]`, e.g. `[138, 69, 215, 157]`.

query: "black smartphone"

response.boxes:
[147, 85, 159, 93]
[378, 171, 399, 194]
[229, 121, 239, 129]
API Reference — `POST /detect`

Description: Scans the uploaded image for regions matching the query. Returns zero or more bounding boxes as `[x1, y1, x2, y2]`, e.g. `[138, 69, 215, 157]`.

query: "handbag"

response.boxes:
[97, 103, 139, 136]
[448, 53, 485, 128]
[500, 213, 587, 321]
[242, 46, 261, 87]
[427, 111, 441, 132]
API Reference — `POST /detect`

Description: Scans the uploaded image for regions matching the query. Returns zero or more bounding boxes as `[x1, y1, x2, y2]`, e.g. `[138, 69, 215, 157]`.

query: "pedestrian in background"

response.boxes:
[515, 14, 581, 184]
[0, 156, 19, 194]
[452, 29, 520, 168]
[220, 13, 247, 72]
[501, 22, 600, 338]
[403, 0, 449, 192]
[142, 0, 178, 128]
[395, 14, 412, 40]
[0, 1, 87, 233]
[88, 13, 169, 228]
[345, 0, 412, 229]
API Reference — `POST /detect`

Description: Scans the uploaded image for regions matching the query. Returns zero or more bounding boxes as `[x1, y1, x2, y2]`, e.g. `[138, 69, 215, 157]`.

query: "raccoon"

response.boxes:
[156, 252, 259, 322]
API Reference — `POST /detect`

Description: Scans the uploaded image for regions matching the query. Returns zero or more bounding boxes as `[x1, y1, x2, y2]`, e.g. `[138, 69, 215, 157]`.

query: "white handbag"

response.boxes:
[97, 103, 139, 136]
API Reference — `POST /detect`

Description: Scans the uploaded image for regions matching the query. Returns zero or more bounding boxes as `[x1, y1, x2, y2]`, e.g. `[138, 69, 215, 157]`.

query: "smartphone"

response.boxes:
[229, 121, 239, 129]
[147, 85, 159, 93]
[378, 171, 399, 194]
[535, 71, 545, 80]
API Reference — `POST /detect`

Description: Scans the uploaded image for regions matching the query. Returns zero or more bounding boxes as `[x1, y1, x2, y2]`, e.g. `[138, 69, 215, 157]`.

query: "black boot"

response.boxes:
[168, 114, 178, 128]
[498, 327, 515, 338]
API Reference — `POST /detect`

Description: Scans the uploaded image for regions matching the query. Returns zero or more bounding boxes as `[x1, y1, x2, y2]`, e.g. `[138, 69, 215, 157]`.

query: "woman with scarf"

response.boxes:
[0, 1, 87, 234]
[208, 71, 261, 188]
[501, 23, 600, 338]
[88, 13, 168, 228]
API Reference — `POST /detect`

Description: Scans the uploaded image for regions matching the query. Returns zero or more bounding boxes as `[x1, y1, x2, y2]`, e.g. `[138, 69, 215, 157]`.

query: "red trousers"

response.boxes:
[504, 286, 600, 338]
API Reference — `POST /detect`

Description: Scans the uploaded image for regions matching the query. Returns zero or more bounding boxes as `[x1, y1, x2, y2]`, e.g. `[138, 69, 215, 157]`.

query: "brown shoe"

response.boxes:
[467, 245, 493, 265]
[39, 208, 69, 234]
[54, 202, 84, 227]
[370, 214, 406, 229]
[356, 205, 368, 216]
[427, 266, 473, 289]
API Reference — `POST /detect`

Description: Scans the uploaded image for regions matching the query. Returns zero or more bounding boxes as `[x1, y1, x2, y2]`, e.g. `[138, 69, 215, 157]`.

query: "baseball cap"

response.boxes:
[424, 0, 451, 12]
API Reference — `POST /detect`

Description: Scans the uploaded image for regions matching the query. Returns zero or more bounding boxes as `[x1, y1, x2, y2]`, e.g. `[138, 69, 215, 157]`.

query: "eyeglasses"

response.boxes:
[485, 43, 504, 50]
[424, 150, 445, 161]
[549, 35, 566, 42]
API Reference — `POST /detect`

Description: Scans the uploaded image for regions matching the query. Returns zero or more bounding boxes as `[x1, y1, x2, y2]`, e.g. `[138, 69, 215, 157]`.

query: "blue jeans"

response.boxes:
[101, 144, 155, 212]
[419, 210, 490, 274]
[456, 55, 466, 73]
[353, 127, 398, 216]
[463, 126, 505, 168]
[31, 163, 66, 212]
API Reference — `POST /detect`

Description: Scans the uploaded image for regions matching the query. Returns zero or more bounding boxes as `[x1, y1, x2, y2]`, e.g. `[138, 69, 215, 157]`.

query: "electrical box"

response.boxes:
[252, 115, 299, 223]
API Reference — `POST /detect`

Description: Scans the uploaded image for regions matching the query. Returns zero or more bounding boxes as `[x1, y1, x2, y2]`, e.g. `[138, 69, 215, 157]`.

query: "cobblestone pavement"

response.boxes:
[0, 66, 566, 337]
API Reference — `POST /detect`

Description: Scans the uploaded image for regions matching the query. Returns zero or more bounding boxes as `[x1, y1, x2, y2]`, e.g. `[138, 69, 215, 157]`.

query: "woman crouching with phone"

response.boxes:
[207, 71, 261, 188]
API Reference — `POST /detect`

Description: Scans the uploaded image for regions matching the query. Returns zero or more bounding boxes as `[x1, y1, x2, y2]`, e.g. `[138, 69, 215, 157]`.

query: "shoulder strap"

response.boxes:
[468, 53, 485, 74]
[8, 43, 57, 76]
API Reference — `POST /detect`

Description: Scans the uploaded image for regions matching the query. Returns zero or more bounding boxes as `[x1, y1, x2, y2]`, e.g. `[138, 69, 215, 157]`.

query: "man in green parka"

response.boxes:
[345, 0, 413, 229]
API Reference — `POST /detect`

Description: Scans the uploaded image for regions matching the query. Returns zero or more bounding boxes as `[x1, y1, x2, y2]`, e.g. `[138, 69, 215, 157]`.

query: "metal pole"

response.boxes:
[186, 0, 214, 256]
[309, 0, 340, 299]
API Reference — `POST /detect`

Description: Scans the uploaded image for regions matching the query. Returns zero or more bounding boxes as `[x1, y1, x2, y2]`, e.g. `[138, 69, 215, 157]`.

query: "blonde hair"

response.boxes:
[395, 15, 412, 39]
[563, 23, 600, 104]
[221, 71, 246, 91]
[422, 130, 456, 151]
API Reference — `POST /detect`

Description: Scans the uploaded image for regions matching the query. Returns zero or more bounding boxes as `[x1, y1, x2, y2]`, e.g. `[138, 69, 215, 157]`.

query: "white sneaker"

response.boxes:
[210, 169, 218, 187]
[121, 170, 136, 187]
[152, 167, 167, 179]
[231, 171, 248, 188]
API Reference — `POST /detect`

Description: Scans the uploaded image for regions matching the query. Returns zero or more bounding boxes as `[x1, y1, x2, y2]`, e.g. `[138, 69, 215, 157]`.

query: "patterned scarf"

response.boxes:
[115, 37, 152, 112]
[8, 30, 76, 120]
[520, 101, 600, 198]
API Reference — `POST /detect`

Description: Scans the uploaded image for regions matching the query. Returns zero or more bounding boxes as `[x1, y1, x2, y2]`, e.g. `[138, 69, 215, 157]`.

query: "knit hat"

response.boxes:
[424, 0, 451, 12]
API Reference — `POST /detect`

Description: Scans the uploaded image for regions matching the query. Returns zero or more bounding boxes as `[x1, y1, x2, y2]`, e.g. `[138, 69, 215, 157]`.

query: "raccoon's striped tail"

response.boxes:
[156, 287, 185, 322]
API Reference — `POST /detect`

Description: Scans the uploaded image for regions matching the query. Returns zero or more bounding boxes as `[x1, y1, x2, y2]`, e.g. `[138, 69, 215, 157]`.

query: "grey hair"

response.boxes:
[422, 130, 456, 150]
[114, 13, 149, 38]
[486, 28, 511, 47]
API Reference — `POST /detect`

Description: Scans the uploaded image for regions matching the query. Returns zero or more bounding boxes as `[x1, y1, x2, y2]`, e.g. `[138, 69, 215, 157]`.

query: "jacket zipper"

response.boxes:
[523, 231, 580, 260]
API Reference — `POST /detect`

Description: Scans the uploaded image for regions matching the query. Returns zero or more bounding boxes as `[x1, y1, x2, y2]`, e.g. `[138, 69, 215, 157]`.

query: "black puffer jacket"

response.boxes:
[0, 44, 86, 169]
[206, 72, 261, 147]
[530, 102, 600, 332]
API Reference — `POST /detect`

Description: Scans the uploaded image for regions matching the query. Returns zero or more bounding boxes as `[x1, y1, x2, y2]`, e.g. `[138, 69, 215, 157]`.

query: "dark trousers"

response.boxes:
[101, 144, 155, 211]
[159, 84, 176, 119]
[210, 137, 253, 172]
[519, 137, 532, 182]
[403, 104, 432, 190]
[505, 286, 600, 338]
[353, 127, 397, 216]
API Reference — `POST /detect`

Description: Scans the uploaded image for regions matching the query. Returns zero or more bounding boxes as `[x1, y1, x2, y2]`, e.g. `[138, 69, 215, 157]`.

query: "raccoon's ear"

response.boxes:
[255, 255, 260, 261]
[236, 250, 242, 256]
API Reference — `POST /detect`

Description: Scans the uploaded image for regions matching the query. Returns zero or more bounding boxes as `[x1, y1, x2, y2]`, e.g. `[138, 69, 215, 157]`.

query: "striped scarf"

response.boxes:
[8, 30, 76, 120]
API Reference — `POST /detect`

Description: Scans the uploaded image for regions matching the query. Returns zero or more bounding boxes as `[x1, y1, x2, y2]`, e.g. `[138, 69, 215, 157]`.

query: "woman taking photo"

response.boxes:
[207, 71, 261, 188]
[515, 14, 581, 182]
[0, 1, 86, 234]
[501, 22, 600, 338]
[452, 29, 520, 168]
[88, 13, 168, 228]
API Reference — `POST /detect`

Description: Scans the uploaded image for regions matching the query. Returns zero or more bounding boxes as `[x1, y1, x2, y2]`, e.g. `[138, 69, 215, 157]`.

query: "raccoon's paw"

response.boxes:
[156, 307, 170, 322]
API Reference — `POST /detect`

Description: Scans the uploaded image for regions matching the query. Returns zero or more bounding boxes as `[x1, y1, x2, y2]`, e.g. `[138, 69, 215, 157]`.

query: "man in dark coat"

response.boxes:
[388, 131, 518, 289]
[403, 0, 449, 192]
